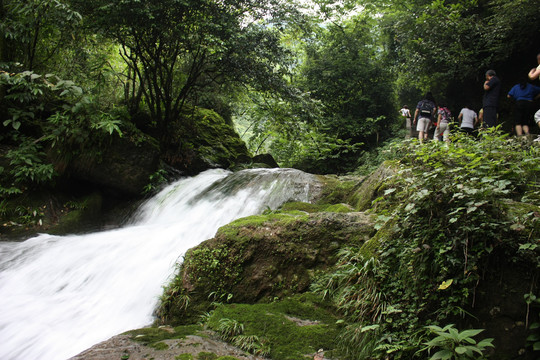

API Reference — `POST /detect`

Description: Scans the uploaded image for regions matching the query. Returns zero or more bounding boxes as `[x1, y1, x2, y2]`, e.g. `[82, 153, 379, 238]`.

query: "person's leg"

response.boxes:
[433, 126, 441, 141]
[483, 107, 497, 128]
[534, 110, 540, 141]
[516, 125, 523, 136]
[417, 118, 427, 141]
[523, 125, 530, 135]
[442, 124, 450, 142]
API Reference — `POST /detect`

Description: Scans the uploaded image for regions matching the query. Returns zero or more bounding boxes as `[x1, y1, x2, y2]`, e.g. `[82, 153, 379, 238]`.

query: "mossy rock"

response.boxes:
[206, 294, 342, 360]
[47, 191, 104, 235]
[163, 106, 250, 174]
[280, 202, 353, 214]
[68, 129, 160, 195]
[315, 175, 364, 206]
[0, 189, 110, 239]
[162, 210, 375, 322]
[314, 161, 397, 212]
[350, 160, 398, 211]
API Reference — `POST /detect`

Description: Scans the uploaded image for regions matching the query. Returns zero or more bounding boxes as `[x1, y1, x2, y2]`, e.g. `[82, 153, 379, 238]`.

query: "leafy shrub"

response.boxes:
[314, 130, 540, 358]
[419, 324, 494, 359]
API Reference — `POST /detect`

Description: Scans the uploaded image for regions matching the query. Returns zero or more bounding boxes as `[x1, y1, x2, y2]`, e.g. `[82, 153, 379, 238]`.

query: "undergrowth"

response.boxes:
[313, 129, 540, 359]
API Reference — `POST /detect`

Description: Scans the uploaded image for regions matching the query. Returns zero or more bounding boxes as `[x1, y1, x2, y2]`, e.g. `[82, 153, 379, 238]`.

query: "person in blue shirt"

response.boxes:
[507, 78, 540, 136]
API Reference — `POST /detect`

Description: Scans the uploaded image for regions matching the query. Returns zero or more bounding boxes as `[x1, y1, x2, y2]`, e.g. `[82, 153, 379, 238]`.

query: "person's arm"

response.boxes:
[458, 112, 463, 126]
[436, 113, 442, 129]
[413, 109, 419, 124]
[474, 114, 479, 127]
[529, 66, 540, 80]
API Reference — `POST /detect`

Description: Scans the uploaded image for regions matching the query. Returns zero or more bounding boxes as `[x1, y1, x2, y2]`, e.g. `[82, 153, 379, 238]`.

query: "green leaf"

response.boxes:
[360, 324, 380, 332]
[430, 349, 453, 360]
[458, 329, 483, 340]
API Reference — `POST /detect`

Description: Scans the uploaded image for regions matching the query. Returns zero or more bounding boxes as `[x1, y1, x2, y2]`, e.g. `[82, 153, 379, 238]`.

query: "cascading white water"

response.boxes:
[0, 168, 321, 360]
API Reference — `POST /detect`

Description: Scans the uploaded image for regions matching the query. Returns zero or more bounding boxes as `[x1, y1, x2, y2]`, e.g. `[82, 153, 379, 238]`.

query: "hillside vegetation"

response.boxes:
[152, 131, 539, 360]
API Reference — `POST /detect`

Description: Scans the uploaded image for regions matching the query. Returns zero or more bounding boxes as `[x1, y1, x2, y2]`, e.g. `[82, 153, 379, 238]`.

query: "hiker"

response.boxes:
[413, 92, 437, 141]
[482, 70, 501, 128]
[400, 105, 412, 138]
[434, 104, 451, 142]
[507, 78, 540, 136]
[458, 106, 478, 135]
[528, 52, 540, 141]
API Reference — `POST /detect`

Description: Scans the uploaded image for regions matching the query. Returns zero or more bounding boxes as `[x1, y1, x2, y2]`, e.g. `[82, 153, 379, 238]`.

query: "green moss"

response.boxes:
[316, 175, 361, 206]
[188, 107, 250, 166]
[280, 202, 324, 213]
[197, 352, 218, 360]
[216, 357, 241, 360]
[216, 212, 307, 240]
[175, 354, 194, 360]
[323, 204, 353, 213]
[206, 295, 341, 360]
[359, 218, 398, 258]
[149, 341, 169, 350]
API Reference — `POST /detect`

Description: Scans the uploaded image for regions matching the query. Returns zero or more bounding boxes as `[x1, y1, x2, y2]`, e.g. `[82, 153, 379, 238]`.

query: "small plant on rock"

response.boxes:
[419, 324, 494, 359]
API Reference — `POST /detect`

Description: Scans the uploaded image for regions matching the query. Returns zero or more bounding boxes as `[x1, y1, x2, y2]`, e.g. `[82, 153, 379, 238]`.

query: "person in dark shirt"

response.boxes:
[413, 92, 437, 142]
[482, 69, 501, 128]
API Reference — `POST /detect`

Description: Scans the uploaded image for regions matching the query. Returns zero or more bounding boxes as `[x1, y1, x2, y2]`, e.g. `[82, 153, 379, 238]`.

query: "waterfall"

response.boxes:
[0, 168, 321, 360]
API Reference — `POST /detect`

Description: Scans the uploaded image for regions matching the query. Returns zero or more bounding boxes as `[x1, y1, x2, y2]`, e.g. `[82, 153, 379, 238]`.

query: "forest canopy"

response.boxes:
[1, 0, 540, 190]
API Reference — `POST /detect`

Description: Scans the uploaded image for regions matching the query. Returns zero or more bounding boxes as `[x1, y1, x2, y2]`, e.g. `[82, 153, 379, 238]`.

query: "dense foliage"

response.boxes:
[313, 131, 540, 358]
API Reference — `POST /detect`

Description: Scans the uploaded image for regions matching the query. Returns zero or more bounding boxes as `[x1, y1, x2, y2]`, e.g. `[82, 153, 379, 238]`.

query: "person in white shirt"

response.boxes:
[458, 106, 478, 136]
[399, 105, 412, 138]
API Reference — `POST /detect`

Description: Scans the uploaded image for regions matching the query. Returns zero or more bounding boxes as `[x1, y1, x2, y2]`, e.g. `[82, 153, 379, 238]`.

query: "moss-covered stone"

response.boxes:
[350, 160, 397, 211]
[163, 106, 251, 174]
[314, 161, 398, 212]
[0, 189, 119, 239]
[206, 294, 342, 360]
[68, 128, 160, 195]
[324, 203, 354, 213]
[47, 192, 103, 235]
[315, 175, 363, 206]
[160, 210, 375, 323]
[280, 202, 323, 213]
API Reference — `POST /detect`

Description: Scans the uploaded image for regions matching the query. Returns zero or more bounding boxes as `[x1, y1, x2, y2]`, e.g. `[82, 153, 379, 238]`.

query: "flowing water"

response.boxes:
[0, 168, 321, 360]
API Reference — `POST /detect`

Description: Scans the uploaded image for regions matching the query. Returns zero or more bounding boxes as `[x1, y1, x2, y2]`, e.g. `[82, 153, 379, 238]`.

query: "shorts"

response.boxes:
[406, 118, 411, 129]
[514, 100, 533, 126]
[535, 109, 540, 124]
[416, 117, 431, 132]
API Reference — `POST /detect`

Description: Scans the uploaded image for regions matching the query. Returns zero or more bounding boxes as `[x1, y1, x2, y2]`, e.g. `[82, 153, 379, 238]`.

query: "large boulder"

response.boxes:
[68, 134, 160, 196]
[162, 107, 251, 174]
[179, 209, 375, 305]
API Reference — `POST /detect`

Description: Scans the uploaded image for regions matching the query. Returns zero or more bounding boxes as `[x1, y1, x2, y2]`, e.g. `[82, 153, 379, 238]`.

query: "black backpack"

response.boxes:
[419, 100, 434, 117]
